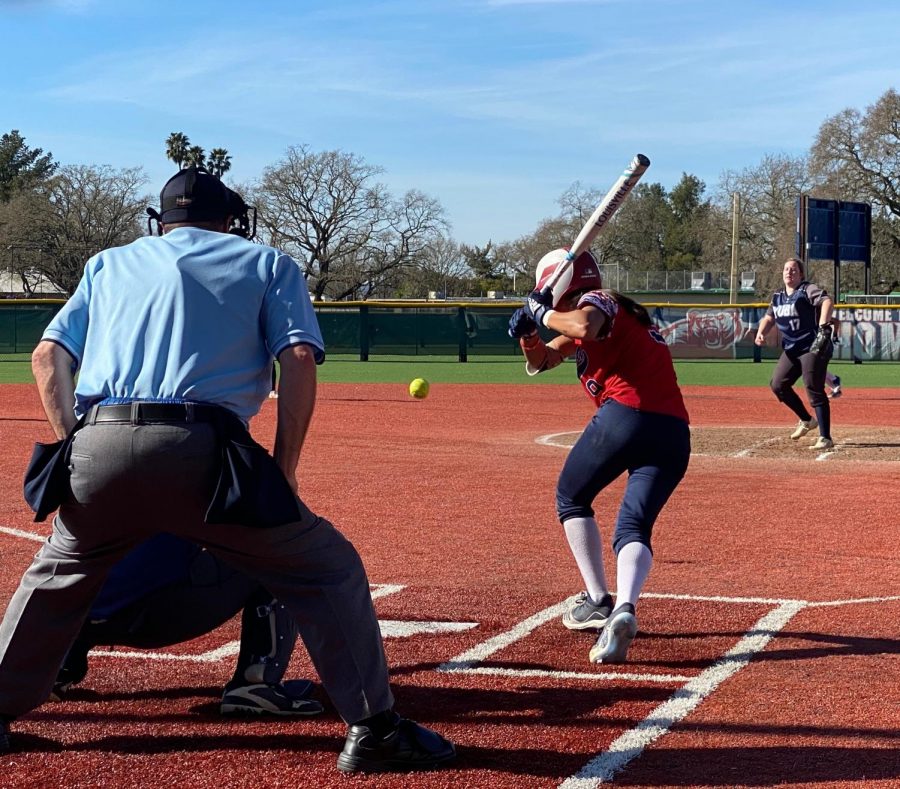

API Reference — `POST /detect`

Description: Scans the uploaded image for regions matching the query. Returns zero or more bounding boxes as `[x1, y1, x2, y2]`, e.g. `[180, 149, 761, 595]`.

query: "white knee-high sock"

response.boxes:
[562, 517, 608, 603]
[615, 541, 653, 608]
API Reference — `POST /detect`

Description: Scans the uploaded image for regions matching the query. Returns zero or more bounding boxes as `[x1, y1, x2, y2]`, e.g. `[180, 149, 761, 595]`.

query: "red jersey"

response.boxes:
[574, 291, 689, 423]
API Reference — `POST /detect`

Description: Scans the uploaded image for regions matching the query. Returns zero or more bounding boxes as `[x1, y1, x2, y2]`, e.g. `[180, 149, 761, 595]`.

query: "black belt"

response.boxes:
[89, 402, 223, 425]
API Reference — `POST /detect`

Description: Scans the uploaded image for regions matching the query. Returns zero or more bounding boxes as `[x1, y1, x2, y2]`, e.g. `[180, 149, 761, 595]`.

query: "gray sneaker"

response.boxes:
[562, 591, 613, 631]
[220, 681, 324, 716]
[589, 603, 637, 663]
[790, 418, 817, 440]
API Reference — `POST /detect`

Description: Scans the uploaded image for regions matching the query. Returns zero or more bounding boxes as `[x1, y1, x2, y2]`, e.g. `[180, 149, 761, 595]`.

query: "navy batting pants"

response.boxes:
[556, 399, 690, 554]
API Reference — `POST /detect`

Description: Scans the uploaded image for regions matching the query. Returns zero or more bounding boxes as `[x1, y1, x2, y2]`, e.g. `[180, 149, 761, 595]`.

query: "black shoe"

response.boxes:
[0, 717, 10, 755]
[337, 717, 456, 773]
[220, 680, 323, 716]
[49, 657, 89, 702]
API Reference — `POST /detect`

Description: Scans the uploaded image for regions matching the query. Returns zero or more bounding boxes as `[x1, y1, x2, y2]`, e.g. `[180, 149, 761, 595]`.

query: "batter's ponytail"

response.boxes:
[602, 289, 652, 327]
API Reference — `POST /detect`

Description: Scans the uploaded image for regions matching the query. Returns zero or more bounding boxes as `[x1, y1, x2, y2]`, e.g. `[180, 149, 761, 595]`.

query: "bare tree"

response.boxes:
[717, 153, 812, 292]
[250, 145, 447, 300]
[810, 88, 900, 223]
[406, 236, 472, 297]
[11, 165, 150, 295]
[0, 188, 56, 294]
[810, 88, 900, 290]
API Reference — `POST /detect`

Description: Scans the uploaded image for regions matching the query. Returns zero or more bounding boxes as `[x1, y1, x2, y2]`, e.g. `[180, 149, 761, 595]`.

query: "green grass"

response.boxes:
[2, 354, 896, 387]
[319, 356, 897, 387]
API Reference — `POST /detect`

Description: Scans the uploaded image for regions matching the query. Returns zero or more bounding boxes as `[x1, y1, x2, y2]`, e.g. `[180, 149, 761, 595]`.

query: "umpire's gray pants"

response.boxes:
[0, 421, 394, 723]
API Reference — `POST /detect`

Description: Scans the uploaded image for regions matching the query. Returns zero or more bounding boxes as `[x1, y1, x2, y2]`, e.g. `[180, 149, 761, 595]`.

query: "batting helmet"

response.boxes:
[534, 248, 602, 308]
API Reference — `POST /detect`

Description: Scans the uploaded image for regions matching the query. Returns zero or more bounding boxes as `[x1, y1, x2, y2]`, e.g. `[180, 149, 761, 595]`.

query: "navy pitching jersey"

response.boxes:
[766, 282, 830, 352]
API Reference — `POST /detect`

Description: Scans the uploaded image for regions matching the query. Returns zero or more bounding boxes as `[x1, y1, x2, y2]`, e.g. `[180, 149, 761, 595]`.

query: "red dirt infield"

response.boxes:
[0, 382, 898, 788]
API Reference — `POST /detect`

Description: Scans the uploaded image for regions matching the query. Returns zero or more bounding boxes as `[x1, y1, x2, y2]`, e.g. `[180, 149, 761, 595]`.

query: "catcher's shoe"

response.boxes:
[790, 418, 817, 440]
[48, 654, 89, 701]
[589, 603, 637, 664]
[220, 680, 323, 716]
[562, 591, 613, 631]
[337, 713, 456, 773]
[810, 437, 834, 450]
[0, 717, 10, 755]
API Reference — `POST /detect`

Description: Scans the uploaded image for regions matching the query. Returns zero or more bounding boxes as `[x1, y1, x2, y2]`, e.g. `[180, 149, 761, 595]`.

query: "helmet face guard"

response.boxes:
[534, 248, 602, 308]
[224, 191, 257, 240]
[146, 166, 257, 240]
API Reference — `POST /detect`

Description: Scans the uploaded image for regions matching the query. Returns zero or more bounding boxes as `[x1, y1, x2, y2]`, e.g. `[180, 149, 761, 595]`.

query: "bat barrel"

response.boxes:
[541, 154, 651, 293]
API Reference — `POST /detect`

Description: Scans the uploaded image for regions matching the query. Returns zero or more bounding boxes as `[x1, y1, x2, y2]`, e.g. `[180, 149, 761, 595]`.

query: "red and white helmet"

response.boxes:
[534, 248, 602, 308]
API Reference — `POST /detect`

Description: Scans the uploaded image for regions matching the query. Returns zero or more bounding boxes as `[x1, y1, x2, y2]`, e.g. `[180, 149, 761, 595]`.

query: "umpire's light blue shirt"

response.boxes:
[43, 227, 324, 423]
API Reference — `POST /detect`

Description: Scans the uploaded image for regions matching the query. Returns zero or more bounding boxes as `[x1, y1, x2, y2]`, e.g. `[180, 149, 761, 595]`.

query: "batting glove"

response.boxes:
[524, 288, 555, 327]
[508, 308, 538, 339]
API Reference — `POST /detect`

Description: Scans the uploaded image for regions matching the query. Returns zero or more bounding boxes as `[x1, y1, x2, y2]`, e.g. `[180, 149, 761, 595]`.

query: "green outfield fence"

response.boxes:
[2, 299, 899, 363]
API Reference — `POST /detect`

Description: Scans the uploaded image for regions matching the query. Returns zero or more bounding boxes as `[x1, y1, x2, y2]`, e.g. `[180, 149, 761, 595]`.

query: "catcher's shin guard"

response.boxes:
[232, 591, 299, 685]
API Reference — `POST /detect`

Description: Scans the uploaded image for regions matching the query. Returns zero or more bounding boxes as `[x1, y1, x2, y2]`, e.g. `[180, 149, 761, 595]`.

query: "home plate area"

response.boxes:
[689, 425, 900, 461]
[536, 425, 900, 461]
[76, 583, 847, 784]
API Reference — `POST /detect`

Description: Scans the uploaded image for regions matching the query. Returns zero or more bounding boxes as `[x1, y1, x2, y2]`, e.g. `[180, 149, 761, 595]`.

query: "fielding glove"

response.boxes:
[524, 288, 554, 327]
[809, 324, 833, 358]
[508, 308, 538, 339]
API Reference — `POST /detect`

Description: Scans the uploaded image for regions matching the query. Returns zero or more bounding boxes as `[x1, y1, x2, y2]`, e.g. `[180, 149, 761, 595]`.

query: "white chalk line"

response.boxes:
[439, 600, 569, 668]
[440, 666, 692, 684]
[535, 431, 581, 449]
[0, 525, 47, 542]
[435, 590, 898, 788]
[3, 522, 898, 784]
[535, 429, 895, 463]
[370, 583, 405, 600]
[535, 430, 793, 458]
[379, 620, 479, 637]
[806, 594, 900, 608]
[90, 643, 242, 663]
[558, 600, 808, 788]
[733, 436, 783, 457]
[90, 619, 481, 663]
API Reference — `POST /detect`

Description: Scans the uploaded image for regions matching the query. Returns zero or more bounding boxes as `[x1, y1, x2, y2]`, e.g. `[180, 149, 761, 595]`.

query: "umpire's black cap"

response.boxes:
[156, 166, 245, 224]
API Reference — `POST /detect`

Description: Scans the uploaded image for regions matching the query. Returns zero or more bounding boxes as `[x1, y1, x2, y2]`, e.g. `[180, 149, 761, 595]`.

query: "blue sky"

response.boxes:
[2, 0, 898, 245]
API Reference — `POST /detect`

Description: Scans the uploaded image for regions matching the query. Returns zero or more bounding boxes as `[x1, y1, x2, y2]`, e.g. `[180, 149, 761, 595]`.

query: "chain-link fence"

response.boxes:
[598, 265, 753, 294]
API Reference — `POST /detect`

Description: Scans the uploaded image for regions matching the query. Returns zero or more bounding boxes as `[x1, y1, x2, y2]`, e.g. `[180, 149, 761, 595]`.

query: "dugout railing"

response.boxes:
[2, 300, 899, 363]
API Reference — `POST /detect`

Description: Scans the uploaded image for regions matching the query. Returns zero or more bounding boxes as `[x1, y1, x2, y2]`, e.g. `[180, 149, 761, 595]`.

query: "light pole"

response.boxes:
[729, 192, 740, 303]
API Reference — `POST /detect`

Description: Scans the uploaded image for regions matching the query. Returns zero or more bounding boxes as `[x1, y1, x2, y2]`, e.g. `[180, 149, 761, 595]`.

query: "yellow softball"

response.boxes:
[408, 378, 430, 399]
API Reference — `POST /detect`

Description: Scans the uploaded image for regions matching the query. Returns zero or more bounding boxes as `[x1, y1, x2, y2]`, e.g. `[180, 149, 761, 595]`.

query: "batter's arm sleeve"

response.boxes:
[272, 343, 318, 494]
[522, 335, 574, 376]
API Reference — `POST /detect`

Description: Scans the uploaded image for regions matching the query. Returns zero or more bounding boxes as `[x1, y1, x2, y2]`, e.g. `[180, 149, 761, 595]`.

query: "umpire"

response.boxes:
[0, 167, 455, 773]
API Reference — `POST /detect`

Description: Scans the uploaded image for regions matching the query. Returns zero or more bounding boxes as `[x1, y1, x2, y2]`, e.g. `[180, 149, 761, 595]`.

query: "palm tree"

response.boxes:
[165, 132, 190, 169]
[185, 145, 206, 168]
[206, 148, 232, 179]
